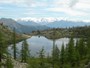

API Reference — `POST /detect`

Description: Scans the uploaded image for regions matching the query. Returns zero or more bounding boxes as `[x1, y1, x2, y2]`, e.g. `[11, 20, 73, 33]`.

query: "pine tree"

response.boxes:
[54, 45, 60, 62]
[0, 31, 4, 68]
[67, 37, 76, 66]
[38, 47, 45, 68]
[0, 29, 7, 62]
[0, 26, 7, 67]
[60, 43, 65, 68]
[6, 54, 13, 68]
[0, 31, 3, 62]
[12, 28, 17, 60]
[47, 53, 51, 64]
[52, 40, 55, 68]
[78, 38, 86, 59]
[64, 44, 68, 63]
[75, 39, 80, 66]
[86, 37, 90, 60]
[21, 40, 30, 63]
[75, 39, 79, 49]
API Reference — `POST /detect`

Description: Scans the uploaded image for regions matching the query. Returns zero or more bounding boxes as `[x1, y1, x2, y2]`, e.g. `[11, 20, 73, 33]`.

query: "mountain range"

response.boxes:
[46, 20, 90, 28]
[17, 19, 90, 28]
[0, 18, 90, 34]
[0, 18, 49, 34]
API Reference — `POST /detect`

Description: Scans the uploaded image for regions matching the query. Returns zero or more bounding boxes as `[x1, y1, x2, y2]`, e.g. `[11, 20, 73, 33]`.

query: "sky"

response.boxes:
[0, 0, 90, 22]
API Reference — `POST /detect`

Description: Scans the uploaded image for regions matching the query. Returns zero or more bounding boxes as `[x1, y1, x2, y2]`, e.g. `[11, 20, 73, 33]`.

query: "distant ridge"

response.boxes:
[0, 18, 49, 34]
[46, 20, 90, 28]
[17, 18, 90, 27]
[0, 18, 90, 33]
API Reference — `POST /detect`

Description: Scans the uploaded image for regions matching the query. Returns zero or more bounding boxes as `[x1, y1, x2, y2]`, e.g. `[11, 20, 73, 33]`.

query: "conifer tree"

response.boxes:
[0, 26, 7, 67]
[12, 28, 17, 60]
[47, 53, 51, 64]
[52, 40, 55, 68]
[6, 54, 13, 68]
[78, 38, 86, 59]
[54, 45, 60, 62]
[67, 37, 76, 66]
[0, 31, 3, 62]
[75, 40, 80, 66]
[21, 40, 30, 63]
[38, 47, 45, 68]
[60, 43, 65, 68]
[64, 44, 69, 63]
[75, 39, 79, 49]
[0, 28, 7, 62]
[86, 37, 90, 59]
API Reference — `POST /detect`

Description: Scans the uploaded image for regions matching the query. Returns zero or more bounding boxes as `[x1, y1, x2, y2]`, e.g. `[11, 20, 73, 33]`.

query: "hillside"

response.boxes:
[0, 24, 27, 44]
[31, 26, 90, 39]
[17, 20, 49, 32]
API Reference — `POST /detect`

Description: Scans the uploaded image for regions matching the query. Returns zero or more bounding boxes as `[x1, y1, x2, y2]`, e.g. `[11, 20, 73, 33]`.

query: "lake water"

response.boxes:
[8, 36, 76, 57]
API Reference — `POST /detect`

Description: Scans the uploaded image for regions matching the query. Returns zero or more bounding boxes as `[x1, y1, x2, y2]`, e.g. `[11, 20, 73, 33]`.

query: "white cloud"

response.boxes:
[46, 0, 90, 16]
[69, 0, 78, 7]
[52, 0, 79, 8]
[74, 2, 90, 13]
[0, 0, 47, 8]
[70, 0, 90, 13]
[52, 0, 70, 7]
[0, 0, 25, 4]
[0, 0, 90, 22]
[46, 7, 87, 16]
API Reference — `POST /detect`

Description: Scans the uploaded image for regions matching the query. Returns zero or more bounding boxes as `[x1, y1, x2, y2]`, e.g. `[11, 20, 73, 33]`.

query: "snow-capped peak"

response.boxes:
[16, 17, 63, 23]
[15, 17, 90, 23]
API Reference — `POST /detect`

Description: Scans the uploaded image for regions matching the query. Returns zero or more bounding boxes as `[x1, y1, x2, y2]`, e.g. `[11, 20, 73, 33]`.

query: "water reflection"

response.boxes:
[8, 36, 71, 56]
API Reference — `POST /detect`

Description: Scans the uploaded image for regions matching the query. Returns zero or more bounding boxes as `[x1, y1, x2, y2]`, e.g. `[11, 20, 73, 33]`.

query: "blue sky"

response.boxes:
[0, 0, 90, 22]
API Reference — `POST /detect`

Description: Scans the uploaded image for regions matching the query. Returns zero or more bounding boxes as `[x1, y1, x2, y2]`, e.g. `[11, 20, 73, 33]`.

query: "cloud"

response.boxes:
[74, 2, 90, 13]
[0, 0, 47, 8]
[52, 0, 70, 7]
[69, 0, 78, 7]
[46, 0, 90, 16]
[0, 0, 25, 4]
[0, 0, 90, 22]
[46, 7, 87, 16]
